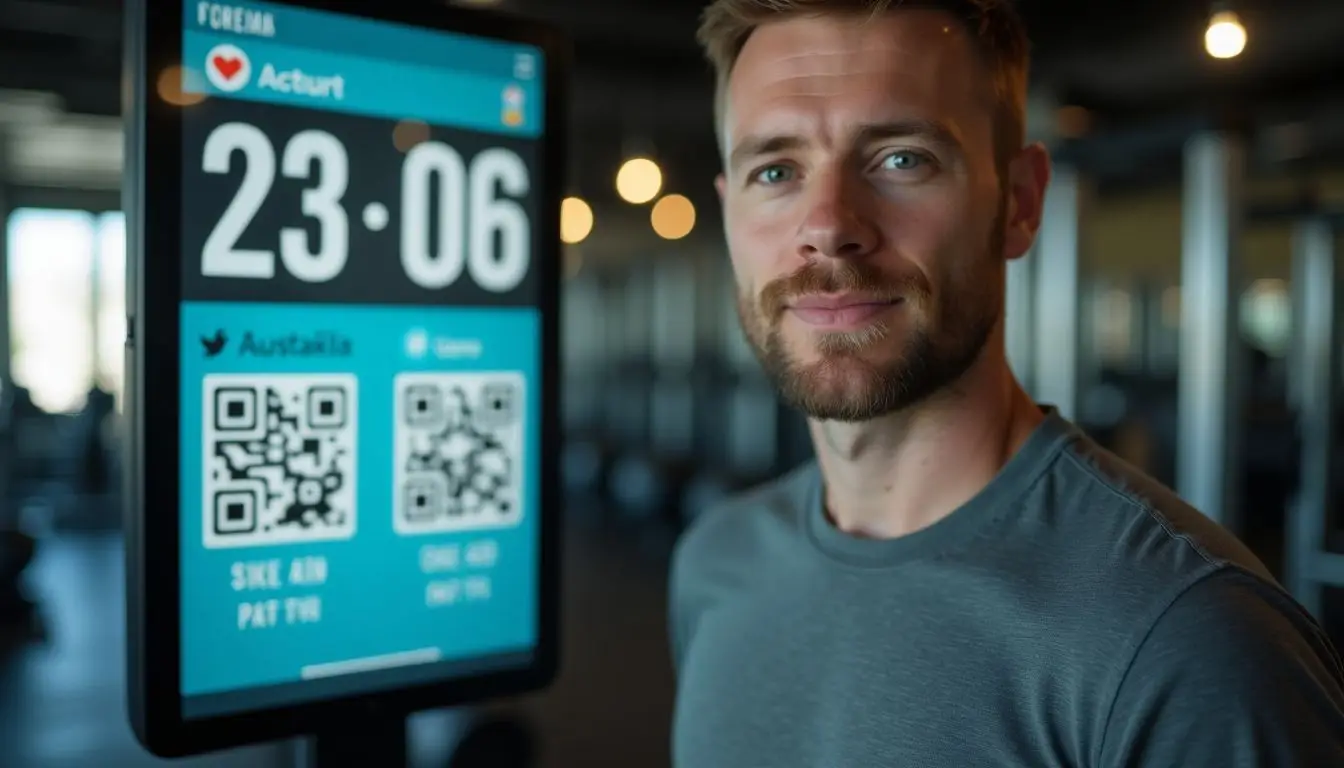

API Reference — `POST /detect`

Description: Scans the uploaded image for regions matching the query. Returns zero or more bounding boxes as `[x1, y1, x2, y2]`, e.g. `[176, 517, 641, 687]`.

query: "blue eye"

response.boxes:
[753, 165, 794, 184]
[881, 151, 925, 170]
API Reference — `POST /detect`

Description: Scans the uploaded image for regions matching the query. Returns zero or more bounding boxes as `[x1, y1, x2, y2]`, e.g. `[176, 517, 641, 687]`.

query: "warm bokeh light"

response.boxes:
[560, 196, 594, 244]
[616, 157, 662, 204]
[1205, 11, 1247, 59]
[157, 66, 207, 107]
[651, 194, 695, 240]
[393, 120, 430, 152]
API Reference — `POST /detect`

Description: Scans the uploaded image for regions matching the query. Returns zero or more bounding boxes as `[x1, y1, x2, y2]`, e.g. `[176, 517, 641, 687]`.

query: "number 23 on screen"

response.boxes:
[200, 122, 530, 293]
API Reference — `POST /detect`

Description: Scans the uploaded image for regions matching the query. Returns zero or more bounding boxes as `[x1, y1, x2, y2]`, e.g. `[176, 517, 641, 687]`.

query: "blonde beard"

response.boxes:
[813, 319, 893, 354]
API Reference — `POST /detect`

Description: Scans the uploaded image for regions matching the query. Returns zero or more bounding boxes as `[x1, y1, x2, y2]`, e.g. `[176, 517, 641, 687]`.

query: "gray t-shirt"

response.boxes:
[668, 410, 1344, 767]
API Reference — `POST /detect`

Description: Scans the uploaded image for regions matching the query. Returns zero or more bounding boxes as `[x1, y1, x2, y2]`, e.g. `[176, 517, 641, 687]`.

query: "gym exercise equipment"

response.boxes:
[1285, 213, 1343, 619]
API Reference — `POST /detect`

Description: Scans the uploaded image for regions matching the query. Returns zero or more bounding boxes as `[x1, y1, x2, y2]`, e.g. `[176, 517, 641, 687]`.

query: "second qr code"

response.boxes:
[393, 371, 526, 535]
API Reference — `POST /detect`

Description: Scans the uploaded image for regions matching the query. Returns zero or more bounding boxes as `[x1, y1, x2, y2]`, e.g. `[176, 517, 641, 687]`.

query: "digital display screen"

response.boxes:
[176, 0, 544, 719]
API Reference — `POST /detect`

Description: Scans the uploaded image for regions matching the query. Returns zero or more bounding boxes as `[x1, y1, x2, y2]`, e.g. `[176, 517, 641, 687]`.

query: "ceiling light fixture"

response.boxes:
[1204, 5, 1247, 59]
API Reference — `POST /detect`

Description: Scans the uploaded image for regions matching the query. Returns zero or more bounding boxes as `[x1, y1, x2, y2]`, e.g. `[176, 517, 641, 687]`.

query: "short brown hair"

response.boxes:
[697, 0, 1030, 168]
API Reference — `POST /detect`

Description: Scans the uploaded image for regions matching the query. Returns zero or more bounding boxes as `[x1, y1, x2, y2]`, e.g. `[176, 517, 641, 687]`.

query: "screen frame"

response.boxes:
[123, 0, 568, 757]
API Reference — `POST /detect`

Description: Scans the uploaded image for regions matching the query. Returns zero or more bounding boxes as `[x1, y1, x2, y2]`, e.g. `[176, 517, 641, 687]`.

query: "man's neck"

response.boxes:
[808, 354, 1044, 540]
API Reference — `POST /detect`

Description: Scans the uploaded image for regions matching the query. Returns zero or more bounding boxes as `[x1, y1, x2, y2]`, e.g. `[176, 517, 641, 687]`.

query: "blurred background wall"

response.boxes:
[0, 0, 1343, 766]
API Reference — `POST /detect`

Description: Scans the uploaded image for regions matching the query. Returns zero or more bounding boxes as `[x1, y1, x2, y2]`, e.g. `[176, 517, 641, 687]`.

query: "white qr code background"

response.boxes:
[202, 373, 358, 549]
[393, 371, 525, 535]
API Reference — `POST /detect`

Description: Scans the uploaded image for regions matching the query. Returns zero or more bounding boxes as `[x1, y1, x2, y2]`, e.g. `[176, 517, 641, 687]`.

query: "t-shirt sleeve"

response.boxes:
[1098, 567, 1344, 768]
[667, 531, 694, 676]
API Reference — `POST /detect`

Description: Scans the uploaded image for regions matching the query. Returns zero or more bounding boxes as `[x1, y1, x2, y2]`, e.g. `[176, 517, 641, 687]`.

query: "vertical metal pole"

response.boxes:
[650, 257, 696, 369]
[709, 256, 777, 476]
[90, 215, 103, 396]
[1176, 132, 1245, 530]
[600, 270, 633, 442]
[1286, 216, 1337, 617]
[0, 134, 11, 529]
[1031, 165, 1083, 421]
[0, 128, 12, 385]
[1141, 282, 1167, 375]
[649, 257, 696, 455]
[560, 263, 603, 432]
[1005, 252, 1034, 393]
[1132, 280, 1152, 375]
[621, 267, 652, 446]
[1287, 251, 1312, 412]
[564, 260, 605, 371]
[623, 265, 652, 361]
[720, 257, 755, 374]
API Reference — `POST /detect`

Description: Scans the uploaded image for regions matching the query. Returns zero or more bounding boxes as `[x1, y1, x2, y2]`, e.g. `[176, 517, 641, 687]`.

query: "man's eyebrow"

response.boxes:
[853, 119, 962, 154]
[728, 135, 807, 175]
[727, 119, 963, 175]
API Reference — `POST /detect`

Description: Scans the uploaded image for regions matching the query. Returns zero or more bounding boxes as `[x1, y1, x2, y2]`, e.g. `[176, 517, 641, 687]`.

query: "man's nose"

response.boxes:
[795, 173, 879, 261]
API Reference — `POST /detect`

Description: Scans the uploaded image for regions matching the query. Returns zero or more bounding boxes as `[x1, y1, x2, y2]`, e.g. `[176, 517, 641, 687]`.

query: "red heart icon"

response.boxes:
[213, 56, 243, 80]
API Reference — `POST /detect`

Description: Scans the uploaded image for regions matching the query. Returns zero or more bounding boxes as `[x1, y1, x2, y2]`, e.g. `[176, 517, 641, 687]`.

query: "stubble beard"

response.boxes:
[736, 247, 1002, 423]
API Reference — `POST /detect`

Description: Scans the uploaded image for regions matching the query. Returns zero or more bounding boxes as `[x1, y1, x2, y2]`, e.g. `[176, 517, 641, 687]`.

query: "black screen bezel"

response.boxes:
[123, 0, 567, 757]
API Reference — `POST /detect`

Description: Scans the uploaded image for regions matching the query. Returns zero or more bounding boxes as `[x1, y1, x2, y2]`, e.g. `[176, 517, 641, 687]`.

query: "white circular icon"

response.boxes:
[405, 329, 429, 359]
[205, 44, 251, 92]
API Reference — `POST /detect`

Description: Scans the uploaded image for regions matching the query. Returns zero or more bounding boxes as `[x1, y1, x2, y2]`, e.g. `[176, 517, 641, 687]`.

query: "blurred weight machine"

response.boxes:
[560, 252, 812, 532]
[0, 379, 35, 645]
[0, 381, 121, 646]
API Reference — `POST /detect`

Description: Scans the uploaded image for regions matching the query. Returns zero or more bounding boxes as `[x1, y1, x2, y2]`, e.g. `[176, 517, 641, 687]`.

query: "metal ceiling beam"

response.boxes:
[507, 0, 700, 60]
[0, 46, 121, 114]
[1039, 0, 1344, 107]
[0, 0, 119, 40]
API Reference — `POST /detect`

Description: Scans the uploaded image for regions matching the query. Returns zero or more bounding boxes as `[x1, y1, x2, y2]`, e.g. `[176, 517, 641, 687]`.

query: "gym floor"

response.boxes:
[0, 500, 678, 768]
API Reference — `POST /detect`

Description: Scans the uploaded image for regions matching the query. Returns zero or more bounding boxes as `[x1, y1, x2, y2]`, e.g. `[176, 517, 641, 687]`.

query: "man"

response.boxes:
[667, 1, 1344, 766]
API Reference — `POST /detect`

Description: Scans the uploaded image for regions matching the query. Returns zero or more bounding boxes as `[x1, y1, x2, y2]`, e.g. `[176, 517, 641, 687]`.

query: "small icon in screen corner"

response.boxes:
[205, 43, 252, 93]
[501, 84, 525, 128]
[201, 330, 228, 358]
[513, 53, 535, 80]
[404, 329, 429, 359]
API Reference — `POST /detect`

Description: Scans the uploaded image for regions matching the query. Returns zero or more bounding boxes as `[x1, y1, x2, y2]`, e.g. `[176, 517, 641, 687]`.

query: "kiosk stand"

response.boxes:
[122, 0, 564, 760]
[306, 720, 407, 768]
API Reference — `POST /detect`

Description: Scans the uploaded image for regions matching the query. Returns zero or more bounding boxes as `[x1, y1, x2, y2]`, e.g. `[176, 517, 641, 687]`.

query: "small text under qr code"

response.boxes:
[202, 373, 358, 549]
[393, 371, 525, 536]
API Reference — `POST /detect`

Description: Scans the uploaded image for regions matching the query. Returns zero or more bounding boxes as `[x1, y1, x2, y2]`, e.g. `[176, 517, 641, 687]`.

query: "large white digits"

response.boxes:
[279, 130, 349, 282]
[468, 148, 530, 293]
[201, 122, 275, 278]
[401, 141, 466, 289]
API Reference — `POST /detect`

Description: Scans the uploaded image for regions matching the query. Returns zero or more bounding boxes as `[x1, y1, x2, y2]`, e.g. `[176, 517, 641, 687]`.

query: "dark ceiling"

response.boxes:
[2, 0, 1343, 200]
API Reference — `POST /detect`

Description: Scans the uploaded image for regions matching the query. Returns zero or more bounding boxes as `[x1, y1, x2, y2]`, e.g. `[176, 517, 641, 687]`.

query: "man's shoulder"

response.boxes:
[1099, 564, 1344, 764]
[1000, 418, 1295, 658]
[1046, 426, 1275, 583]
[667, 463, 818, 669]
[673, 461, 817, 575]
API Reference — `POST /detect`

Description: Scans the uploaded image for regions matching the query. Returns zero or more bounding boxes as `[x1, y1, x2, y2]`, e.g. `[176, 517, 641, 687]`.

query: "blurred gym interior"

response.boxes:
[3, 0, 1344, 765]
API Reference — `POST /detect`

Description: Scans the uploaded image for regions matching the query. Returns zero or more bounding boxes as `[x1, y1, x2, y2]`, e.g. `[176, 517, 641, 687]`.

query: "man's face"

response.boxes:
[719, 11, 1032, 422]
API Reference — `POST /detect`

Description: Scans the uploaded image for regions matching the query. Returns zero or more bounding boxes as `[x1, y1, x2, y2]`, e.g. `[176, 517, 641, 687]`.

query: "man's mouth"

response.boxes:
[786, 294, 902, 329]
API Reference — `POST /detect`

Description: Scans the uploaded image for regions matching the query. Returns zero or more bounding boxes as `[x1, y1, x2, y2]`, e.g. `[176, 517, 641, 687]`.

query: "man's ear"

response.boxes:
[1003, 143, 1051, 262]
[715, 173, 727, 202]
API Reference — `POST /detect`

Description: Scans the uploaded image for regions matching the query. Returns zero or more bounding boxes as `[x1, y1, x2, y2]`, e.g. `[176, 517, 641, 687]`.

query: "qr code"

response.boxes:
[393, 371, 525, 535]
[202, 373, 358, 549]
